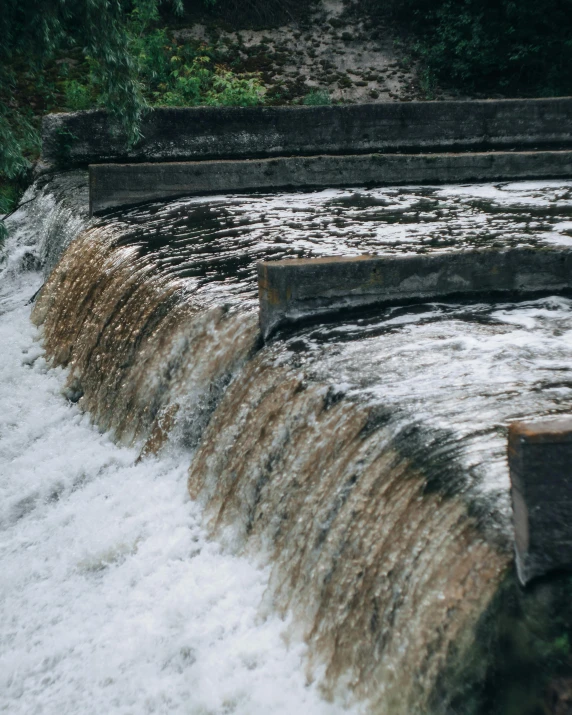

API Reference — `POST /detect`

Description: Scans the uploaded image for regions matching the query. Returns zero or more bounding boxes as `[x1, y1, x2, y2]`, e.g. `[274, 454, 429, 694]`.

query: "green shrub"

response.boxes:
[0, 175, 28, 245]
[64, 80, 93, 111]
[206, 68, 263, 106]
[0, 0, 269, 226]
[302, 89, 331, 106]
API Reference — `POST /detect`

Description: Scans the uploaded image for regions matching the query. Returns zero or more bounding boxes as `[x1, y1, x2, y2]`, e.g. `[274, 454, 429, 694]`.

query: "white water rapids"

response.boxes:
[0, 266, 348, 711]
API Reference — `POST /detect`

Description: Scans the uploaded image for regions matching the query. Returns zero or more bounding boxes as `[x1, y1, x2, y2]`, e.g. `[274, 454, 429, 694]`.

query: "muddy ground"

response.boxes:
[175, 0, 453, 105]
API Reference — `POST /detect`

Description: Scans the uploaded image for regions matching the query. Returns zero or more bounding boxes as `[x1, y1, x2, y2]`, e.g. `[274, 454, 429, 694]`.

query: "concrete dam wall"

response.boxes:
[16, 103, 572, 712]
[40, 98, 572, 213]
[42, 98, 572, 167]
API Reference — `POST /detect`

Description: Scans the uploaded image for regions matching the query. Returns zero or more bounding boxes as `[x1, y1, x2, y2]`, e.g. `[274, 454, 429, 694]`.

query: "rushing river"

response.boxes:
[3, 178, 572, 714]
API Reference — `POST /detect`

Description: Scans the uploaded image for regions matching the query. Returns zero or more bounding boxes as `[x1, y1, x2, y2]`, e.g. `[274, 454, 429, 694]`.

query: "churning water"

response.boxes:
[3, 178, 572, 714]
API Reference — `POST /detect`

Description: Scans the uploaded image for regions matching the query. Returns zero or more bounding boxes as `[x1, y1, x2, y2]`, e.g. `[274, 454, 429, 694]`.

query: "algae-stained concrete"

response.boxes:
[44, 98, 572, 170]
[89, 150, 572, 214]
[257, 248, 572, 338]
[509, 418, 572, 585]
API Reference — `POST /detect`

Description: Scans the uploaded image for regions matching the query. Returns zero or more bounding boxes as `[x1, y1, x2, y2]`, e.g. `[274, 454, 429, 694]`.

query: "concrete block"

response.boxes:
[508, 418, 572, 585]
[257, 248, 572, 338]
[43, 98, 572, 170]
[89, 150, 572, 214]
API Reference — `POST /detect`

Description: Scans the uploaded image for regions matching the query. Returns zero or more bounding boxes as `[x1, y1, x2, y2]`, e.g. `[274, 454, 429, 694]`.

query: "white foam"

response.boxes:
[0, 270, 350, 714]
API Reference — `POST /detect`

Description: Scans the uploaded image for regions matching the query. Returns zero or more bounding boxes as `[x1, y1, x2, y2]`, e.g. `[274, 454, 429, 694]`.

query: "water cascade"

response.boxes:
[25, 177, 572, 713]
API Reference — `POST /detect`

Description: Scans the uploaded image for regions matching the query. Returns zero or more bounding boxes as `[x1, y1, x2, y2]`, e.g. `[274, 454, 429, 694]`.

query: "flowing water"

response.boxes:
[0, 186, 349, 715]
[5, 178, 572, 713]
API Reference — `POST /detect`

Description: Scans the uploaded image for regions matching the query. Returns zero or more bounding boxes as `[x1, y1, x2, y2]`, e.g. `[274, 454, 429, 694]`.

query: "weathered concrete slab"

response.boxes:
[508, 418, 572, 585]
[89, 150, 572, 214]
[257, 248, 572, 338]
[44, 98, 572, 170]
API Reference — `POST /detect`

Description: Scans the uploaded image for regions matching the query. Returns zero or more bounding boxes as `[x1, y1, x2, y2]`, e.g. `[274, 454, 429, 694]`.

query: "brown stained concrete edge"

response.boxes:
[269, 255, 377, 267]
[508, 417, 572, 443]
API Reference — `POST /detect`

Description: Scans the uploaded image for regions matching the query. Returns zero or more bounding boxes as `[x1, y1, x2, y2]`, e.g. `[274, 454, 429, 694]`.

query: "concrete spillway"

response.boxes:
[90, 151, 572, 214]
[5, 100, 572, 712]
[257, 247, 572, 338]
[9, 171, 571, 714]
[42, 99, 572, 169]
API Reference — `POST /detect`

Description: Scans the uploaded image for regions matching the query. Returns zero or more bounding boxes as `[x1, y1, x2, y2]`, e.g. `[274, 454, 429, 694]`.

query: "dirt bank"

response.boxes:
[175, 0, 439, 105]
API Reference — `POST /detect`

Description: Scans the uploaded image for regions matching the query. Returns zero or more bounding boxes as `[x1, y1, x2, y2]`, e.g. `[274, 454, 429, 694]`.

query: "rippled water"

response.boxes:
[101, 180, 572, 306]
[92, 181, 572, 525]
[277, 296, 572, 518]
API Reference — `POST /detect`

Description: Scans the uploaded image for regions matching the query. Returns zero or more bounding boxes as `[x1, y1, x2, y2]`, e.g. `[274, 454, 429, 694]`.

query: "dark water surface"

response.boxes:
[102, 181, 572, 304]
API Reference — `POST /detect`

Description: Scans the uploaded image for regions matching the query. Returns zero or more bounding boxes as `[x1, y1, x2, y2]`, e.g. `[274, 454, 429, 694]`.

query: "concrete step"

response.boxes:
[89, 149, 572, 214]
[257, 247, 572, 338]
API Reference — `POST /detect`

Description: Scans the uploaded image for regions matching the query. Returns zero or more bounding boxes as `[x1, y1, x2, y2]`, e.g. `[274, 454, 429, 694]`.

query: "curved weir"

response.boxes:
[30, 179, 572, 713]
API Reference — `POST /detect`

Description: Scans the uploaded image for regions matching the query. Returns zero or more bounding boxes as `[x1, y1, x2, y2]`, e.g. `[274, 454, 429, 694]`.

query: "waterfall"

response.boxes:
[1, 176, 345, 715]
[33, 224, 258, 450]
[1, 171, 91, 280]
[26, 175, 572, 713]
[187, 344, 510, 713]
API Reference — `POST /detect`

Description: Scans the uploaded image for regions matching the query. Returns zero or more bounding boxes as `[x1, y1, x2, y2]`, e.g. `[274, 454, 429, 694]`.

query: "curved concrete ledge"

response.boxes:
[43, 98, 572, 170]
[258, 248, 572, 338]
[89, 150, 572, 214]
